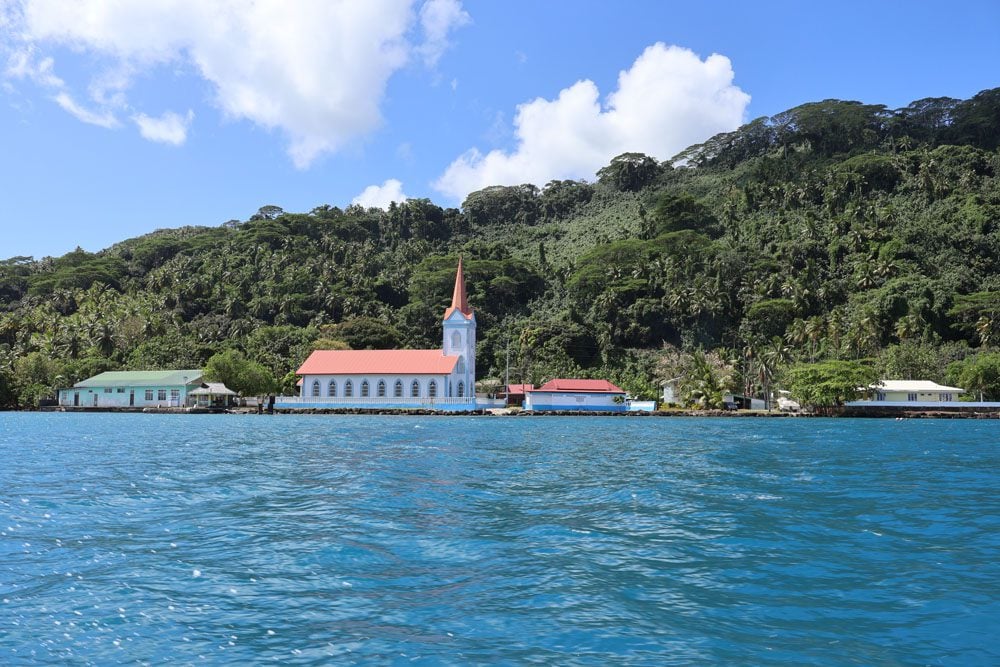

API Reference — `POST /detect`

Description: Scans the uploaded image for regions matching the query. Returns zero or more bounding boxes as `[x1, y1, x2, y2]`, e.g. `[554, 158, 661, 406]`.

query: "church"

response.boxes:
[285, 259, 477, 411]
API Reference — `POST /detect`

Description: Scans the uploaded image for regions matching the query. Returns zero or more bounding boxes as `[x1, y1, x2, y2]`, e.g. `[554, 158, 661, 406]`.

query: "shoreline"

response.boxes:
[14, 406, 1000, 419]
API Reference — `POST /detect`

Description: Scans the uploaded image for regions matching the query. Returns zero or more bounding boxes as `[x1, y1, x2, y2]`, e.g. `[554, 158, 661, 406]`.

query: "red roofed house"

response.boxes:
[283, 259, 476, 411]
[505, 383, 534, 407]
[524, 379, 627, 412]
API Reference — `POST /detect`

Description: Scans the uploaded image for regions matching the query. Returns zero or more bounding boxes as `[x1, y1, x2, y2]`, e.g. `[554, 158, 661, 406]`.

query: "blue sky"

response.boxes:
[2, 0, 998, 260]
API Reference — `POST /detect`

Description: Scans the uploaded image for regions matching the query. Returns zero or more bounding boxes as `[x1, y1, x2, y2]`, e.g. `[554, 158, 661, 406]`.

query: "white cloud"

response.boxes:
[3, 0, 469, 166]
[418, 0, 470, 67]
[5, 47, 63, 88]
[434, 43, 750, 201]
[352, 179, 409, 209]
[54, 91, 119, 127]
[133, 109, 193, 145]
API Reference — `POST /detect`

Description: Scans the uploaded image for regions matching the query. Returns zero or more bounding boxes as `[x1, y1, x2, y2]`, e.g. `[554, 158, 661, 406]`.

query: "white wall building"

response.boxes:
[280, 259, 477, 411]
[523, 379, 627, 412]
[867, 380, 965, 402]
[58, 370, 203, 408]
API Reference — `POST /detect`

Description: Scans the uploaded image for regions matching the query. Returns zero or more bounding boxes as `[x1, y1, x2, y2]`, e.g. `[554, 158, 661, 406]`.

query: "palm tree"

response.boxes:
[975, 315, 997, 347]
[894, 314, 924, 341]
[757, 336, 791, 409]
[786, 318, 808, 350]
[54, 322, 84, 359]
[88, 320, 117, 358]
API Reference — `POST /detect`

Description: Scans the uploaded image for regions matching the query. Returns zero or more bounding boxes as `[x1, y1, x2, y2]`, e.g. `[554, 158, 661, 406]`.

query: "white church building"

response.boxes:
[277, 259, 478, 411]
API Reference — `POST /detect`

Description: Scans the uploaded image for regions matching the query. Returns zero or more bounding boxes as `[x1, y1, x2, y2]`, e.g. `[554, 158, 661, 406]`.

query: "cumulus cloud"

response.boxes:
[3, 0, 469, 165]
[418, 0, 471, 67]
[352, 179, 409, 209]
[133, 109, 194, 145]
[434, 43, 750, 201]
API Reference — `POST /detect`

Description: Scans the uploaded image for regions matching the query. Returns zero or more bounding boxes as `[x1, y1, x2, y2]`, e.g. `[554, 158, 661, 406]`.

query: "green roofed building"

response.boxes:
[58, 370, 204, 409]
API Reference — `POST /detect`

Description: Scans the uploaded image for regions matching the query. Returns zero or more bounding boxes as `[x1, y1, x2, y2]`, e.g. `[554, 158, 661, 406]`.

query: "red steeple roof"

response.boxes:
[443, 257, 473, 320]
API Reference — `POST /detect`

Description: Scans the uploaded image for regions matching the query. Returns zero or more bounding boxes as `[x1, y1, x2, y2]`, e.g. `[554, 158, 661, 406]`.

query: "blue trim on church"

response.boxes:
[274, 400, 479, 411]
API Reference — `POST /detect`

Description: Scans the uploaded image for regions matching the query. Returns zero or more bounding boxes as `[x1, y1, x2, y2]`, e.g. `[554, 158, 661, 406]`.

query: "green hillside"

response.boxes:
[2, 89, 999, 408]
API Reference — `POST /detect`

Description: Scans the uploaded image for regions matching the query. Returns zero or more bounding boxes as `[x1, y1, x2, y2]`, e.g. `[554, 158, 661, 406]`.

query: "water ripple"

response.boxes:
[1, 413, 998, 665]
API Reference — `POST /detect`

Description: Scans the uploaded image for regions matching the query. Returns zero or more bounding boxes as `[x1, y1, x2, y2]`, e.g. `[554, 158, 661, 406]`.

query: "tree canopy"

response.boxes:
[2, 87, 1000, 408]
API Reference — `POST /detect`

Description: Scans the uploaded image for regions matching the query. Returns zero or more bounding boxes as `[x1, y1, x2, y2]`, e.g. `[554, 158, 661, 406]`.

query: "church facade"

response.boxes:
[279, 259, 477, 411]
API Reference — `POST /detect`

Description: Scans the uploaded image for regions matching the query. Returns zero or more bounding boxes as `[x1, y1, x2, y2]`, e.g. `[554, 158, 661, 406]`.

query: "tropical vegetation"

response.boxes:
[2, 88, 1000, 409]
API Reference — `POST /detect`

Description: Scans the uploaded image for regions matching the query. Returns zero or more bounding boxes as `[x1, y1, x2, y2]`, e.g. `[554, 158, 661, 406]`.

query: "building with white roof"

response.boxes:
[868, 380, 964, 403]
[845, 378, 1000, 413]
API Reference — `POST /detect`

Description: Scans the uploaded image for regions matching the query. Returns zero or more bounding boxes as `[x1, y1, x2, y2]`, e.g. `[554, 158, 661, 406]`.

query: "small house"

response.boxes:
[188, 382, 239, 409]
[661, 377, 681, 405]
[867, 380, 965, 403]
[58, 370, 204, 408]
[505, 383, 533, 407]
[523, 379, 627, 412]
[723, 393, 766, 410]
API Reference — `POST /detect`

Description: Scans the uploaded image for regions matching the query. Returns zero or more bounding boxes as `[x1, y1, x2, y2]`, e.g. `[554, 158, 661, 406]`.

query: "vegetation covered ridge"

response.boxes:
[2, 88, 1000, 409]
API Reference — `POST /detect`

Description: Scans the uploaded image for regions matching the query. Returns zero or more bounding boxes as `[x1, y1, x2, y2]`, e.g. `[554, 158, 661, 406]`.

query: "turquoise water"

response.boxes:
[1, 414, 997, 665]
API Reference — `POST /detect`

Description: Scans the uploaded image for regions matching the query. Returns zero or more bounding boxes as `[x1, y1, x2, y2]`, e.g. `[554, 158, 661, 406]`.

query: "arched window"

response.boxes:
[458, 381, 465, 398]
[311, 380, 320, 397]
[429, 380, 437, 398]
[394, 380, 403, 398]
[328, 380, 337, 397]
[361, 380, 370, 397]
[456, 356, 465, 374]
[377, 380, 386, 397]
[411, 380, 420, 397]
[451, 331, 462, 349]
[344, 380, 353, 397]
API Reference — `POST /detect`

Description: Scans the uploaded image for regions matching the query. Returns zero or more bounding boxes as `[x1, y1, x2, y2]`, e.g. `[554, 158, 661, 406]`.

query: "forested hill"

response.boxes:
[2, 88, 1000, 407]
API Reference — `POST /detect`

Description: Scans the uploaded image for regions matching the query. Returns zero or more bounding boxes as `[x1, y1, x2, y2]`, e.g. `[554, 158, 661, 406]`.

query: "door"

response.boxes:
[73, 392, 79, 407]
[129, 391, 135, 407]
[92, 393, 99, 407]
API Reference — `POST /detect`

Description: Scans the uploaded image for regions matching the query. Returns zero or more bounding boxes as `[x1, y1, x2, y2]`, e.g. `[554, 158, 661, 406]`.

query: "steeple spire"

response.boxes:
[444, 257, 473, 320]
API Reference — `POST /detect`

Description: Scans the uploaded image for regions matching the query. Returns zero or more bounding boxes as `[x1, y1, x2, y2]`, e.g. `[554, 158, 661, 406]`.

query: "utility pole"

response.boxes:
[505, 335, 510, 392]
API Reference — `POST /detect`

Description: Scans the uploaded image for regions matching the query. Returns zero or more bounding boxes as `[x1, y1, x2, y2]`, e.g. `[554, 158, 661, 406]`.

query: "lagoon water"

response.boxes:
[1, 413, 998, 665]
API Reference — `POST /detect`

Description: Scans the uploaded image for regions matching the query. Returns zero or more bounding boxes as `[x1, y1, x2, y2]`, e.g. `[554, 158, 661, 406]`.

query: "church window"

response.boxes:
[429, 381, 437, 398]
[458, 381, 465, 397]
[361, 380, 370, 397]
[328, 380, 337, 397]
[345, 380, 353, 397]
[377, 380, 386, 397]
[456, 356, 465, 374]
[394, 380, 403, 398]
[451, 331, 462, 349]
[411, 380, 420, 397]
[311, 381, 320, 397]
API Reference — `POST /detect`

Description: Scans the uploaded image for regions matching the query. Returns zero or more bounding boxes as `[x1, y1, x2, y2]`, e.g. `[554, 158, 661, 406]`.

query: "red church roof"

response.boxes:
[443, 257, 474, 320]
[529, 379, 625, 393]
[297, 349, 459, 376]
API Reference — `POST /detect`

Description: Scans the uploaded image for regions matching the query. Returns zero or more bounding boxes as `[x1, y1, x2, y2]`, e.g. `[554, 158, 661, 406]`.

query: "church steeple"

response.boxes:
[442, 257, 476, 400]
[443, 257, 473, 320]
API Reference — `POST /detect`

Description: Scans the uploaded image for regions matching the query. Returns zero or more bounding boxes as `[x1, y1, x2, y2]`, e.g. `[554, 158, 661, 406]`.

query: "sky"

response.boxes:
[1, 0, 998, 260]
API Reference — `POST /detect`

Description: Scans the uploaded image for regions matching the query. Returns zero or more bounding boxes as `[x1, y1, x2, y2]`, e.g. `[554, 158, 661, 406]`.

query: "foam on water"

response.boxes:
[1, 412, 998, 664]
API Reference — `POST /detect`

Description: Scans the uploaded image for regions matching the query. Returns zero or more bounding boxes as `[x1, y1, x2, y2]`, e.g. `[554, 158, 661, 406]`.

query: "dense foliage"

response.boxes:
[2, 89, 999, 408]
